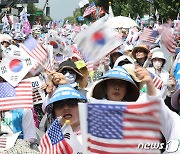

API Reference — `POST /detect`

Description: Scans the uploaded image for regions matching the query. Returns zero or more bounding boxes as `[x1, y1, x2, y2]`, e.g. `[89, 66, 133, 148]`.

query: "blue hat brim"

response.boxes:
[92, 66, 139, 101]
[48, 84, 87, 105]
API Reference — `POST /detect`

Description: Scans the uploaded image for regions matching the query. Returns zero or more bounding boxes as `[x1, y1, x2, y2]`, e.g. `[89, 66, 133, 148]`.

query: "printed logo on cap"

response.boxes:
[102, 66, 133, 82]
[49, 84, 86, 105]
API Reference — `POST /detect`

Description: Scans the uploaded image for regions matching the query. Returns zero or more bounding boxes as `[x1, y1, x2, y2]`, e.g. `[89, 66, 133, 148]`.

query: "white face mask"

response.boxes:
[153, 61, 163, 70]
[64, 71, 77, 84]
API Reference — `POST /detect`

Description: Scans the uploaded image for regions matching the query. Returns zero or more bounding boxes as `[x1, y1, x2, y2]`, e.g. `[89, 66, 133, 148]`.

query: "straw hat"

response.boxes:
[0, 34, 12, 43]
[132, 44, 150, 58]
[113, 56, 144, 89]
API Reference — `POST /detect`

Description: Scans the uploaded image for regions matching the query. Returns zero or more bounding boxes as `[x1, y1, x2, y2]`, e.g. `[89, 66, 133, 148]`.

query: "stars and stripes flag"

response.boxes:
[21, 36, 49, 66]
[0, 81, 33, 111]
[83, 1, 96, 17]
[150, 72, 164, 89]
[140, 28, 159, 44]
[79, 101, 161, 154]
[93, 6, 106, 20]
[40, 118, 73, 154]
[0, 137, 7, 149]
[160, 24, 176, 53]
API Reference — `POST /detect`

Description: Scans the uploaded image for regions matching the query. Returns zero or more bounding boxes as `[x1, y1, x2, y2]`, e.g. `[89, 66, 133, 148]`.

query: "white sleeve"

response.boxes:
[42, 94, 50, 113]
[22, 109, 37, 141]
[138, 93, 180, 152]
[136, 92, 161, 102]
[160, 98, 180, 141]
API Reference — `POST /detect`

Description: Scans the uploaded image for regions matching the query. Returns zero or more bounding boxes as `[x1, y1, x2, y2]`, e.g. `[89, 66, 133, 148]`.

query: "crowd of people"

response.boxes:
[0, 12, 179, 154]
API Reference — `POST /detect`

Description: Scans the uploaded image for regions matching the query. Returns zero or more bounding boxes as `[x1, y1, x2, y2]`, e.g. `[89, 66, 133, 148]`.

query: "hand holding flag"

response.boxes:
[79, 101, 161, 154]
[40, 118, 73, 154]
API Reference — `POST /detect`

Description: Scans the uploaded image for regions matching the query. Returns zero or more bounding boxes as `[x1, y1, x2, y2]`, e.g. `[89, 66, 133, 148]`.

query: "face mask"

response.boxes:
[64, 71, 77, 84]
[153, 61, 163, 70]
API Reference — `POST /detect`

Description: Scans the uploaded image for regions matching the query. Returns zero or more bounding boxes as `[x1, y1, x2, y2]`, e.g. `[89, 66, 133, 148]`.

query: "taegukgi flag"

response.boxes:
[75, 15, 122, 65]
[0, 45, 36, 87]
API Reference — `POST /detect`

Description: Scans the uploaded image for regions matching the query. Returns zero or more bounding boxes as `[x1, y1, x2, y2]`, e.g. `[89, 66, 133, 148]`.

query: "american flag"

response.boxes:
[40, 118, 73, 154]
[160, 24, 176, 53]
[44, 56, 56, 72]
[0, 81, 33, 111]
[0, 137, 7, 149]
[21, 37, 49, 65]
[140, 28, 159, 44]
[85, 102, 161, 153]
[150, 72, 164, 89]
[83, 1, 96, 17]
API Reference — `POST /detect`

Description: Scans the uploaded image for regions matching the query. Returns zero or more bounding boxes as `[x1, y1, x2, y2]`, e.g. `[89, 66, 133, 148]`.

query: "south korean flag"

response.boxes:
[0, 45, 36, 87]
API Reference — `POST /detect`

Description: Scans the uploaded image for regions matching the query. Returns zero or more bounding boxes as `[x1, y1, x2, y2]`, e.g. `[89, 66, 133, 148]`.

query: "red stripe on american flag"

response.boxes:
[0, 137, 7, 148]
[124, 118, 160, 125]
[58, 143, 65, 154]
[140, 28, 157, 44]
[161, 24, 177, 53]
[88, 147, 150, 154]
[153, 77, 163, 89]
[88, 138, 138, 148]
[40, 133, 72, 154]
[126, 101, 158, 109]
[62, 139, 72, 154]
[123, 127, 160, 132]
[21, 44, 48, 65]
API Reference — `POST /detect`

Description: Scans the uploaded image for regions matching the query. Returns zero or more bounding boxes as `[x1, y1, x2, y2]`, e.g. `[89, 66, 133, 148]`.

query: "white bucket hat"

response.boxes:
[151, 51, 166, 63]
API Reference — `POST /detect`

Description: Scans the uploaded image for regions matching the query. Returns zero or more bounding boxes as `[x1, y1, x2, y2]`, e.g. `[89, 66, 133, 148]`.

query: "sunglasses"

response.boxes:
[1, 41, 10, 44]
[61, 69, 76, 75]
[54, 101, 78, 110]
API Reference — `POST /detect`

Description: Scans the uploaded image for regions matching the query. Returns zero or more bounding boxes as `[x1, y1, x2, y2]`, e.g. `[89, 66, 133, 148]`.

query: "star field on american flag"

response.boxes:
[0, 82, 15, 98]
[88, 104, 127, 139]
[47, 119, 64, 145]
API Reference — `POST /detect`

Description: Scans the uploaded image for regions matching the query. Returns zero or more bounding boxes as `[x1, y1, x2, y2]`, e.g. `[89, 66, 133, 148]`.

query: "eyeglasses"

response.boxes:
[54, 101, 78, 110]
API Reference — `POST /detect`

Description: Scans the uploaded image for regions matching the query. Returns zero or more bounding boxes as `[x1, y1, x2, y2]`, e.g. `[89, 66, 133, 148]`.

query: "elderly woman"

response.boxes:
[132, 44, 151, 67]
[90, 65, 156, 102]
[43, 84, 87, 153]
[89, 66, 180, 153]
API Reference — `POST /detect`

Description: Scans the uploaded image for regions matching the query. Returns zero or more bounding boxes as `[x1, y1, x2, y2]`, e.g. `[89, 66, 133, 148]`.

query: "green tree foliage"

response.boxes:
[27, 3, 51, 26]
[87, 0, 179, 21]
[64, 16, 76, 24]
[27, 3, 37, 25]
